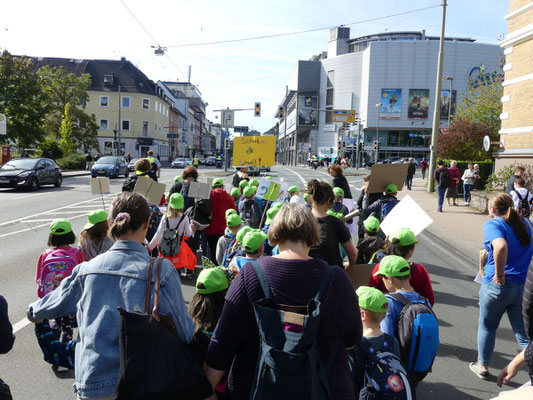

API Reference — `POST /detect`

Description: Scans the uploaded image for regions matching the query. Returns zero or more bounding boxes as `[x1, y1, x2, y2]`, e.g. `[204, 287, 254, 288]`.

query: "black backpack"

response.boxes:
[358, 335, 413, 400]
[513, 190, 531, 218]
[249, 261, 334, 400]
[240, 198, 261, 228]
[438, 169, 450, 189]
[184, 198, 212, 226]
[158, 214, 186, 257]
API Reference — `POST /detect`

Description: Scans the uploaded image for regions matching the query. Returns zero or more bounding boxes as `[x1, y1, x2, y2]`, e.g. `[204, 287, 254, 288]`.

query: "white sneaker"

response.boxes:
[56, 365, 69, 372]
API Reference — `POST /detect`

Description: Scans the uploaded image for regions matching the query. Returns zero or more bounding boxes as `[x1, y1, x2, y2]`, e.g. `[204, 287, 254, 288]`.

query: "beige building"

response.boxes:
[496, 0, 533, 169]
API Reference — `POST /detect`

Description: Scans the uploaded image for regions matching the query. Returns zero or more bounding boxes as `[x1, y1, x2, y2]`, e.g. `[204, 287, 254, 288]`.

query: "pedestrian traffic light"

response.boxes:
[254, 102, 261, 117]
[342, 141, 346, 149]
[278, 106, 284, 119]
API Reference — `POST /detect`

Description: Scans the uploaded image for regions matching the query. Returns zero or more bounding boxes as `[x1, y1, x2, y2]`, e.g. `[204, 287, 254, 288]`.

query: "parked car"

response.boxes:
[172, 157, 186, 169]
[127, 158, 140, 175]
[185, 158, 193, 166]
[205, 156, 217, 166]
[0, 158, 62, 190]
[91, 156, 128, 178]
[258, 165, 272, 172]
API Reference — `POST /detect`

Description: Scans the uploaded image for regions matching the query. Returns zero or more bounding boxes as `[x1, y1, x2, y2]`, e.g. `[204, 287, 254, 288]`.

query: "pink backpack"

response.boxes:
[37, 248, 80, 298]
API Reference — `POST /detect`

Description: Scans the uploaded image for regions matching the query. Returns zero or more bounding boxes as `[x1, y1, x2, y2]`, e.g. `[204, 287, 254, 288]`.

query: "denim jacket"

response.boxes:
[29, 241, 194, 399]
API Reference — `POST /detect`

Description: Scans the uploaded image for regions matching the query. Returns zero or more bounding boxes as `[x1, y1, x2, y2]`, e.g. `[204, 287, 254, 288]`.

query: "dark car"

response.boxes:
[205, 156, 217, 166]
[0, 158, 62, 190]
[127, 158, 140, 175]
[91, 156, 128, 178]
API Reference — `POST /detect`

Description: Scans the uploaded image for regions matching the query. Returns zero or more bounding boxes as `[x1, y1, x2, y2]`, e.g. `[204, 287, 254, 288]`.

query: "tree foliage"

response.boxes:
[438, 118, 496, 160]
[59, 103, 76, 154]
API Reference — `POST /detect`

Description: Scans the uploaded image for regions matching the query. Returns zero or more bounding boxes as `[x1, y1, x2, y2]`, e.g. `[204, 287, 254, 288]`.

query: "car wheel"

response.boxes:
[29, 177, 39, 191]
[54, 175, 62, 187]
[113, 170, 119, 179]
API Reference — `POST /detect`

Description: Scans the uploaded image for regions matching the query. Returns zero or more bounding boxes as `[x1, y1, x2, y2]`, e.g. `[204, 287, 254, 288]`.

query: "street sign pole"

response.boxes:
[356, 120, 361, 169]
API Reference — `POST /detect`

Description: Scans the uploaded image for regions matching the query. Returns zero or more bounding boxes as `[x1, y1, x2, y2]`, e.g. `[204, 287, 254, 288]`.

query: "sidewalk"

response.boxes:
[397, 175, 487, 269]
[61, 170, 91, 178]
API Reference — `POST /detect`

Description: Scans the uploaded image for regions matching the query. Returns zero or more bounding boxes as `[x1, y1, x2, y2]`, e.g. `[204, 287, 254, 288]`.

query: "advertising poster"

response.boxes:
[408, 89, 430, 119]
[298, 96, 318, 126]
[379, 89, 402, 119]
[440, 89, 457, 119]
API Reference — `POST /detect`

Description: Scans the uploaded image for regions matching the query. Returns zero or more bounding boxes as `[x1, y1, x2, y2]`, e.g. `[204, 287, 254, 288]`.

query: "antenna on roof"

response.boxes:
[152, 45, 166, 56]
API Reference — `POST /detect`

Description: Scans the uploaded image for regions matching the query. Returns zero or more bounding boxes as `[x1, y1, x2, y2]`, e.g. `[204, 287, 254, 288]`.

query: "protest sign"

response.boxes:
[345, 264, 377, 290]
[232, 136, 275, 167]
[490, 386, 533, 400]
[133, 176, 166, 204]
[188, 182, 211, 199]
[380, 195, 433, 236]
[367, 163, 408, 194]
[256, 179, 281, 201]
[90, 177, 110, 195]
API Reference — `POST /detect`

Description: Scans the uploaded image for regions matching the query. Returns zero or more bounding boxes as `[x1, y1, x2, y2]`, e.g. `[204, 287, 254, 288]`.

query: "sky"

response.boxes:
[0, 0, 509, 133]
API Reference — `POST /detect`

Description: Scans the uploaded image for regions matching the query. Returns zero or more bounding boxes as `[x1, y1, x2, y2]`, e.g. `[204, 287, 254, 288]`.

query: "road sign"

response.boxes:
[0, 114, 6, 135]
[232, 136, 275, 167]
[221, 110, 234, 128]
[234, 126, 249, 133]
[332, 110, 356, 123]
[483, 135, 490, 152]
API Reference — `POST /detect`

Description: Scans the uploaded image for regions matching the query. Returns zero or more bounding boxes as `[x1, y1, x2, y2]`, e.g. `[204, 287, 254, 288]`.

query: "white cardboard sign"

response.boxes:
[380, 195, 433, 237]
[188, 181, 211, 199]
[133, 176, 166, 204]
[90, 177, 110, 195]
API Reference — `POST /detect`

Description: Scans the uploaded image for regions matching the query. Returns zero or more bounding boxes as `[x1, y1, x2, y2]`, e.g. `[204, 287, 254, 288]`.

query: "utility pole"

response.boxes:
[117, 85, 122, 156]
[356, 120, 361, 169]
[375, 103, 382, 163]
[428, 0, 448, 193]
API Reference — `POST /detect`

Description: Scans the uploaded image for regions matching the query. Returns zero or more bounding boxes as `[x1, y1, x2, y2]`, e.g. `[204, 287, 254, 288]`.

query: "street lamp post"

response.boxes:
[376, 103, 382, 163]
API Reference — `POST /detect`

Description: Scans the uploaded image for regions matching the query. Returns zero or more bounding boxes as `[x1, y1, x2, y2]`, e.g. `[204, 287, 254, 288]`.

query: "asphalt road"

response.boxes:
[0, 165, 529, 399]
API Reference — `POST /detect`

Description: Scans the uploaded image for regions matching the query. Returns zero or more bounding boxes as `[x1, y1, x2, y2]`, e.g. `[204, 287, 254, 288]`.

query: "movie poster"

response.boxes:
[440, 89, 457, 119]
[298, 96, 318, 126]
[408, 89, 430, 119]
[379, 89, 402, 119]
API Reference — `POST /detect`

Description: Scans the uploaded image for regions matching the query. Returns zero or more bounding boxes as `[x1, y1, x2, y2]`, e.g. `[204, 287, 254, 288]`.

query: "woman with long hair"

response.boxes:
[470, 193, 533, 380]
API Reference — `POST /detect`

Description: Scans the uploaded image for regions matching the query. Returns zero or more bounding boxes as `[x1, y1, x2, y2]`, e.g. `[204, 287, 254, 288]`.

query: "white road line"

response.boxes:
[13, 317, 31, 334]
[18, 219, 56, 224]
[44, 211, 90, 215]
[0, 211, 91, 238]
[11, 192, 55, 201]
[284, 168, 307, 185]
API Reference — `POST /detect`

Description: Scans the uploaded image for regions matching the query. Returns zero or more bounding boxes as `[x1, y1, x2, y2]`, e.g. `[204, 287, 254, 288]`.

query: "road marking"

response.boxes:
[0, 213, 89, 239]
[284, 168, 307, 185]
[13, 317, 31, 334]
[18, 218, 56, 224]
[11, 192, 55, 200]
[44, 210, 90, 215]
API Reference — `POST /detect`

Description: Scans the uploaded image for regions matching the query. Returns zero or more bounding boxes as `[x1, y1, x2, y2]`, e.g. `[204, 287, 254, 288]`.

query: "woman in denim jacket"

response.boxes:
[27, 192, 194, 400]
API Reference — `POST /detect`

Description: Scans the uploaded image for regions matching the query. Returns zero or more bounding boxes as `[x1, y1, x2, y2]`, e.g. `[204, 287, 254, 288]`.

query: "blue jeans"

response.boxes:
[477, 280, 530, 366]
[464, 184, 473, 203]
[406, 175, 414, 189]
[437, 185, 445, 211]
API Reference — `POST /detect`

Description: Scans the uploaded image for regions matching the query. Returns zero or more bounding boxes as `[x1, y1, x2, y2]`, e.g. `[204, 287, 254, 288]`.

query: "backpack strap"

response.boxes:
[358, 337, 376, 359]
[144, 257, 156, 314]
[514, 189, 523, 201]
[315, 265, 334, 301]
[389, 292, 428, 307]
[250, 259, 273, 299]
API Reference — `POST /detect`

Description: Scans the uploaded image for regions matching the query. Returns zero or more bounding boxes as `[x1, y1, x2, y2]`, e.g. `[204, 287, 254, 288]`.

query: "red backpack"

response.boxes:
[37, 248, 80, 298]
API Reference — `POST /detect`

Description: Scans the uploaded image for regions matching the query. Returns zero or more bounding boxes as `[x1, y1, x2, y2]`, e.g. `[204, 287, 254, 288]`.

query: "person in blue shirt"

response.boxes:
[227, 230, 267, 274]
[470, 193, 533, 380]
[261, 203, 283, 256]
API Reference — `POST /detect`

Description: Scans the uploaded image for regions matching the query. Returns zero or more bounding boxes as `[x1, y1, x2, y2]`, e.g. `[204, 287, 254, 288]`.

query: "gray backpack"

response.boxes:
[158, 214, 186, 257]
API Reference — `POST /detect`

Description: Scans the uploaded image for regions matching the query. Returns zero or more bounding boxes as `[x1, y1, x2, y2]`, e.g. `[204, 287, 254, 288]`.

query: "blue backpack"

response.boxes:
[358, 335, 413, 400]
[388, 293, 439, 382]
[249, 261, 334, 400]
[381, 198, 399, 220]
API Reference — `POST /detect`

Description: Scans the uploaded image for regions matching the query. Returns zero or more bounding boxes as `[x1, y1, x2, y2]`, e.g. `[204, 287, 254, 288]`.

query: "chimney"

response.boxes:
[120, 57, 127, 69]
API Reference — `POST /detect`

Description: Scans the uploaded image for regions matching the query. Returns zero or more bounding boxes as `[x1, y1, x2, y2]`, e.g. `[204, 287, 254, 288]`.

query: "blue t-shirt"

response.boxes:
[380, 291, 424, 338]
[483, 217, 533, 284]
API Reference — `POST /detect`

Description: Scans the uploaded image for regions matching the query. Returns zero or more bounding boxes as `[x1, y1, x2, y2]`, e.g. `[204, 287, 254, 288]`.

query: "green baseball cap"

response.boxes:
[385, 183, 398, 194]
[373, 255, 411, 277]
[272, 202, 283, 210]
[333, 187, 344, 197]
[212, 178, 224, 188]
[243, 230, 268, 253]
[243, 185, 257, 198]
[249, 178, 260, 187]
[363, 216, 380, 234]
[239, 179, 249, 189]
[304, 193, 309, 201]
[174, 175, 182, 183]
[356, 286, 389, 313]
[264, 176, 272, 180]
[84, 209, 108, 230]
[226, 214, 243, 227]
[225, 209, 237, 218]
[196, 267, 229, 294]
[230, 188, 241, 197]
[288, 186, 299, 194]
[169, 193, 184, 210]
[265, 207, 279, 225]
[50, 219, 72, 235]
[390, 227, 418, 246]
[236, 226, 254, 243]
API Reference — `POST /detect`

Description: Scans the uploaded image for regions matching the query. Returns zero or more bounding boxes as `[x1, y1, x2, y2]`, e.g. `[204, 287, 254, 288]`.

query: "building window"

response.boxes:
[142, 121, 148, 137]
[122, 120, 130, 131]
[155, 101, 158, 113]
[326, 89, 334, 106]
[142, 98, 150, 110]
[122, 96, 131, 108]
[326, 108, 333, 123]
[99, 119, 108, 130]
[99, 96, 109, 107]
[327, 70, 335, 88]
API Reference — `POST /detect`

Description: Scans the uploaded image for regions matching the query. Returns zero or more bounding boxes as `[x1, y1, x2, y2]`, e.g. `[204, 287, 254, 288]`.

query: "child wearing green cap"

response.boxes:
[261, 204, 281, 256]
[221, 226, 253, 267]
[216, 214, 244, 265]
[361, 182, 400, 222]
[327, 187, 353, 224]
[78, 209, 114, 261]
[227, 229, 267, 274]
[239, 185, 261, 228]
[348, 286, 400, 395]
[355, 216, 385, 264]
[230, 187, 242, 209]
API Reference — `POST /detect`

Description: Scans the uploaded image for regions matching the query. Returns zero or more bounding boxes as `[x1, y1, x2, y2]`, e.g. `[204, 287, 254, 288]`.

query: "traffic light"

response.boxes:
[278, 106, 284, 119]
[358, 143, 363, 152]
[338, 142, 341, 150]
[254, 102, 261, 117]
[373, 140, 378, 150]
[342, 141, 346, 149]
[377, 142, 382, 150]
[225, 139, 231, 149]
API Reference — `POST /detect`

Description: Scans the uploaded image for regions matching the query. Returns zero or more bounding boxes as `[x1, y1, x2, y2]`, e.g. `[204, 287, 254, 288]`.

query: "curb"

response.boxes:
[61, 171, 91, 178]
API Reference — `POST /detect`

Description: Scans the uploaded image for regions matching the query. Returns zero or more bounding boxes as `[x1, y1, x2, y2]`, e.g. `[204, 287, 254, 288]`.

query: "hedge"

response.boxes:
[440, 160, 494, 194]
[56, 154, 86, 170]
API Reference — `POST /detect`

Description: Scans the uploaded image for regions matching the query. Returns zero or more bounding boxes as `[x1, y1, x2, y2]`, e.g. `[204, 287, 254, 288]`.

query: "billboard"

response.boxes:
[440, 89, 457, 119]
[298, 96, 318, 126]
[408, 89, 430, 119]
[232, 136, 276, 167]
[379, 89, 402, 119]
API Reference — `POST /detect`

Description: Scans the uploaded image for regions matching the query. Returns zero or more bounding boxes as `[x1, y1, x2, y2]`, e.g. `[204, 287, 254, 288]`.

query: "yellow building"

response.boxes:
[496, 0, 533, 169]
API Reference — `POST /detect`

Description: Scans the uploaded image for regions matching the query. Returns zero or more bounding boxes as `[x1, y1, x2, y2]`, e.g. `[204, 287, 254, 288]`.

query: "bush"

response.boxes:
[56, 153, 85, 170]
[38, 136, 63, 159]
[441, 160, 494, 193]
[485, 163, 533, 193]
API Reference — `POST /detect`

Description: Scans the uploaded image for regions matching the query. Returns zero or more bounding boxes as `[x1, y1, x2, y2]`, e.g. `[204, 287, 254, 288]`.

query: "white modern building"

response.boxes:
[277, 28, 503, 165]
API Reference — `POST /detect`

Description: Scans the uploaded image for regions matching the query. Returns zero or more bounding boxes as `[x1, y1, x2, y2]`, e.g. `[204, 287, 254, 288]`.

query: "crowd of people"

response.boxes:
[0, 158, 532, 400]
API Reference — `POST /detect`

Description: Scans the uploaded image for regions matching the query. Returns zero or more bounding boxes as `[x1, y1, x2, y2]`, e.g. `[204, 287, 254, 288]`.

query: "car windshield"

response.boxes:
[129, 158, 140, 164]
[1, 159, 38, 169]
[207, 157, 216, 161]
[96, 157, 117, 164]
[174, 158, 185, 162]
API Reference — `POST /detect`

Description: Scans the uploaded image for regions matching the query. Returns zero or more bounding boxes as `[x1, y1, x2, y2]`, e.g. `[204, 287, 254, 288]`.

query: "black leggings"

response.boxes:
[206, 234, 222, 264]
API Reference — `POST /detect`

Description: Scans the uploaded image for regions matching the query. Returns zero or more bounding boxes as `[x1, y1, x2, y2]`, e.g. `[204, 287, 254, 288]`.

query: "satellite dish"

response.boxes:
[483, 135, 491, 152]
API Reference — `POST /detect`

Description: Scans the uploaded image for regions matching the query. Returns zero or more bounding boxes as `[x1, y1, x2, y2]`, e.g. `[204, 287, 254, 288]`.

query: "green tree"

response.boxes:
[59, 103, 76, 154]
[0, 51, 47, 148]
[455, 60, 504, 136]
